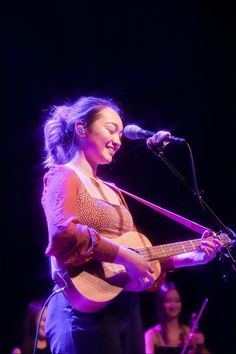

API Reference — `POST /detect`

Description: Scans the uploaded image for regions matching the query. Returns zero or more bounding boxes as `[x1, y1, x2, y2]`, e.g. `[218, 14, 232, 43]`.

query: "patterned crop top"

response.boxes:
[41, 165, 135, 268]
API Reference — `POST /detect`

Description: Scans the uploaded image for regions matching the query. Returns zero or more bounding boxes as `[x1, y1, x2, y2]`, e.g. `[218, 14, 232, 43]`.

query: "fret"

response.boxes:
[139, 238, 203, 261]
[138, 233, 231, 262]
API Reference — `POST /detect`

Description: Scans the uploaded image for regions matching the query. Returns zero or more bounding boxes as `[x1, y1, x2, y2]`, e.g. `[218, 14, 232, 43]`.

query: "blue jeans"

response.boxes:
[46, 289, 145, 354]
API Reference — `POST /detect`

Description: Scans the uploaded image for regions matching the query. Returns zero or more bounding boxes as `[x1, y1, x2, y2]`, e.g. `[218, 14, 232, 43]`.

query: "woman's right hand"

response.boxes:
[114, 246, 155, 290]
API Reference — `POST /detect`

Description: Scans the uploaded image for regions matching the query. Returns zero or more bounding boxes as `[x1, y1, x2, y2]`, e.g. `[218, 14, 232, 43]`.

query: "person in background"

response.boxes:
[11, 299, 51, 354]
[144, 282, 211, 354]
[41, 95, 222, 354]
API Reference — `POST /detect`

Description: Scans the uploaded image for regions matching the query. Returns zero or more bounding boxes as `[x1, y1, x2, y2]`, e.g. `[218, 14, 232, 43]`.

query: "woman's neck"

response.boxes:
[37, 338, 48, 349]
[70, 152, 97, 178]
[165, 317, 180, 330]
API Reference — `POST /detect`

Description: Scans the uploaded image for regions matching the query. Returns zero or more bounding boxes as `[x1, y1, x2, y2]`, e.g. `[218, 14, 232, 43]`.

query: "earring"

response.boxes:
[78, 126, 85, 135]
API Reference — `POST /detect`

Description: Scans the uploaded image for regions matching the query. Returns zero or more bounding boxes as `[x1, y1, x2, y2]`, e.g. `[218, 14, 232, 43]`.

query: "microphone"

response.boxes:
[123, 124, 186, 144]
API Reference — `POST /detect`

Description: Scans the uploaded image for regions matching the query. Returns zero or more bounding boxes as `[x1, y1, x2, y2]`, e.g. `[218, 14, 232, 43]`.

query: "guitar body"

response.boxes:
[53, 232, 161, 313]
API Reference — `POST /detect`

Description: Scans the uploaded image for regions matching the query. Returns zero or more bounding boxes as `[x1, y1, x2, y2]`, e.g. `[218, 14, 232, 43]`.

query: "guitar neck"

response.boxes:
[139, 238, 205, 261]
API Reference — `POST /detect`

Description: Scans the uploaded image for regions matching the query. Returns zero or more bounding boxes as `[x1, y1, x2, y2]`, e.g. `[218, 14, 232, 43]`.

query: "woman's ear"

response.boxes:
[75, 121, 86, 137]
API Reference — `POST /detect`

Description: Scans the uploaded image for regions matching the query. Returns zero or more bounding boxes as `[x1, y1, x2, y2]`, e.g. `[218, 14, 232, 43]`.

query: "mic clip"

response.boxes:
[146, 130, 172, 151]
[146, 130, 186, 151]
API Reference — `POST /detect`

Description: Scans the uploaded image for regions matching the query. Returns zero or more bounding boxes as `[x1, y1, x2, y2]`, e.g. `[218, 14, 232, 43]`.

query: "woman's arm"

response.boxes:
[145, 328, 159, 354]
[42, 165, 119, 266]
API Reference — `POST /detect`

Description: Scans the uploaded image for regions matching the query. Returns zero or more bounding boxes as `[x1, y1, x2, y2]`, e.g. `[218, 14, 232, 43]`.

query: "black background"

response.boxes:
[1, 1, 235, 353]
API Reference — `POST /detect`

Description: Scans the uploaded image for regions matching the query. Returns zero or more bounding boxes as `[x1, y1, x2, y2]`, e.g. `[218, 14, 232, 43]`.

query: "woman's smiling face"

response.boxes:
[163, 288, 182, 319]
[81, 107, 123, 166]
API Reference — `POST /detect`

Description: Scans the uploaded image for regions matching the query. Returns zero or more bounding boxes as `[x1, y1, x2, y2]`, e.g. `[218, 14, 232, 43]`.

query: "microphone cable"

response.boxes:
[32, 285, 67, 354]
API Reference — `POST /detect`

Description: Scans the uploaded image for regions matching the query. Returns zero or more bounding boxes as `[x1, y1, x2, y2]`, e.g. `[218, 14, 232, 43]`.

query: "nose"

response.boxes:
[113, 133, 122, 148]
[169, 302, 176, 310]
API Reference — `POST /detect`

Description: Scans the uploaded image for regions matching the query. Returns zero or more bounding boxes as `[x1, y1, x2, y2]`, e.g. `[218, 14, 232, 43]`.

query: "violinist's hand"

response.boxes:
[188, 331, 205, 345]
[146, 130, 171, 150]
[187, 332, 207, 354]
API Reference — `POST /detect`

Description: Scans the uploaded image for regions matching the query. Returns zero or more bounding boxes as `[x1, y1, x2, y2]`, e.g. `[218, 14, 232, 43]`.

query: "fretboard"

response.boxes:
[138, 235, 224, 261]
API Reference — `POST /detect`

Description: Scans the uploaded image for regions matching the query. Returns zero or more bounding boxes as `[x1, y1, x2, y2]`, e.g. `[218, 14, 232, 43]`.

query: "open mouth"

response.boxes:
[106, 146, 116, 155]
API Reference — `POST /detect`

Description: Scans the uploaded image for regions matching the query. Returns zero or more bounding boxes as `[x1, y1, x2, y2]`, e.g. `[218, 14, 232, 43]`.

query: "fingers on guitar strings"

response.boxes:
[138, 275, 155, 288]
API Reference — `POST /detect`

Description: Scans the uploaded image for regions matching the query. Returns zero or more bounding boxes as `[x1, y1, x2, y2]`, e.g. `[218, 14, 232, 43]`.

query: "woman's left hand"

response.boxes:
[197, 230, 223, 264]
[172, 230, 223, 268]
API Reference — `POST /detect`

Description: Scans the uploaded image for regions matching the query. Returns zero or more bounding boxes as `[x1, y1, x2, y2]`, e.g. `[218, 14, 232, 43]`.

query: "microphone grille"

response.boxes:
[123, 125, 141, 139]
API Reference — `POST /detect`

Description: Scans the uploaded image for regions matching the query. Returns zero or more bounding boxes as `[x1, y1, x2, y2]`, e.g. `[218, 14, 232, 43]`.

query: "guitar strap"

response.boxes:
[104, 181, 211, 235]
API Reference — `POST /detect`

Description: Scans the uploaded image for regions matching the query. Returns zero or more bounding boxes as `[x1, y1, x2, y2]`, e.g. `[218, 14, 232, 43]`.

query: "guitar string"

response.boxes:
[138, 234, 228, 261]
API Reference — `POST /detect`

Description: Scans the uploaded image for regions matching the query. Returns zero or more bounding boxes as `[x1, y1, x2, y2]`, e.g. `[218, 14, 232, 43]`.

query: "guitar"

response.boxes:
[53, 231, 231, 313]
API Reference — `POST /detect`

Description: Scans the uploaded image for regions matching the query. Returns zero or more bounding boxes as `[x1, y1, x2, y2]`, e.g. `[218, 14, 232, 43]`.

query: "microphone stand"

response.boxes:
[150, 142, 236, 277]
[150, 142, 234, 237]
[180, 298, 208, 354]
